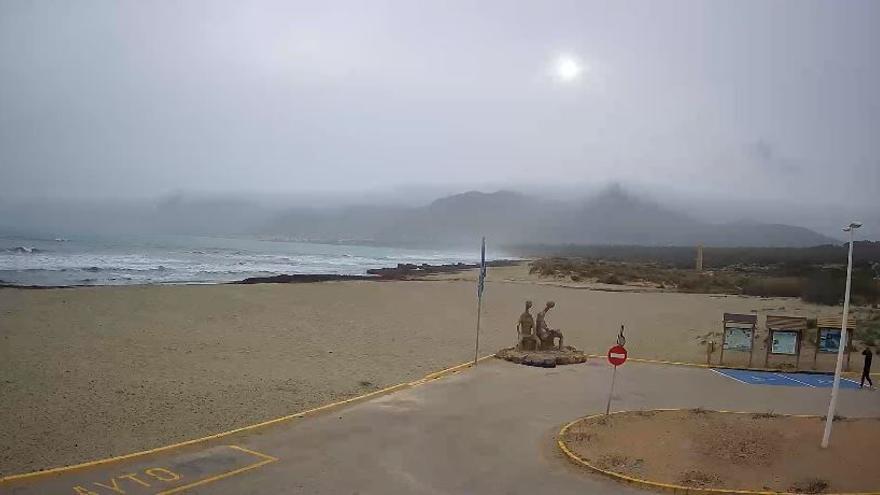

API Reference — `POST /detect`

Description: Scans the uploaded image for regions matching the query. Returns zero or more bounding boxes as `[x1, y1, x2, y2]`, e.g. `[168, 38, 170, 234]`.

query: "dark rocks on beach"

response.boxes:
[233, 274, 369, 284]
[234, 260, 519, 284]
[365, 259, 517, 279]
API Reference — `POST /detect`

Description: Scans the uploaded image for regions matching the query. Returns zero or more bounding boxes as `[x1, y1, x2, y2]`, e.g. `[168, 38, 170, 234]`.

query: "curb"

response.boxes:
[0, 354, 494, 484]
[557, 409, 880, 495]
[584, 354, 880, 377]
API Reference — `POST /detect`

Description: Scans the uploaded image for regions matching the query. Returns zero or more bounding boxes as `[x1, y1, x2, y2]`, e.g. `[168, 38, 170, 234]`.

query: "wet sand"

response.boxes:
[0, 270, 849, 475]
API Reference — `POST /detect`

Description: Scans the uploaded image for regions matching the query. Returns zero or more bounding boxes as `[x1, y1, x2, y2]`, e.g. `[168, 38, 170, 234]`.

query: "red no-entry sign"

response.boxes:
[607, 345, 628, 366]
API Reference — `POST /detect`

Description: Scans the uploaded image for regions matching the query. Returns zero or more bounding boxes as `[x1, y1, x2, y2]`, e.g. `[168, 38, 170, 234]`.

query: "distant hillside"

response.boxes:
[374, 190, 566, 245]
[514, 242, 880, 268]
[264, 186, 837, 248]
[0, 188, 849, 247]
[545, 186, 836, 246]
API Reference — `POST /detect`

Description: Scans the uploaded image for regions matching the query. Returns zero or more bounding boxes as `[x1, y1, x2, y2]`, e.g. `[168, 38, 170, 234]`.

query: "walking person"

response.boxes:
[861, 347, 874, 389]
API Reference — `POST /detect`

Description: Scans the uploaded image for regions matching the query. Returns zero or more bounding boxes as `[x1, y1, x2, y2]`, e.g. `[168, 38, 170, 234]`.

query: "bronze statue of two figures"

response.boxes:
[517, 300, 564, 351]
[498, 300, 585, 367]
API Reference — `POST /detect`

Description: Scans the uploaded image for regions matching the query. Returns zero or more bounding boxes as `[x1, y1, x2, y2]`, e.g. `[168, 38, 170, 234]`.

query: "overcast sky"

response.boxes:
[1, 0, 878, 212]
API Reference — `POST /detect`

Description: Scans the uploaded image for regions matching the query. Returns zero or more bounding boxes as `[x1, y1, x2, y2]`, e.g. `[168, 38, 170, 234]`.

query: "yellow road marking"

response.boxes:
[558, 409, 880, 495]
[1, 354, 493, 484]
[155, 445, 278, 495]
[226, 445, 279, 462]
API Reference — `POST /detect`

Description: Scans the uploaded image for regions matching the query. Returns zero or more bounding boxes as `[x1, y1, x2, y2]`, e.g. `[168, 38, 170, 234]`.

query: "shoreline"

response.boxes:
[0, 259, 522, 289]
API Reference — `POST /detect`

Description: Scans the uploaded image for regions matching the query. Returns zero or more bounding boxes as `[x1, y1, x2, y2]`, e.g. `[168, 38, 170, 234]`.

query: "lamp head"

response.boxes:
[842, 221, 863, 232]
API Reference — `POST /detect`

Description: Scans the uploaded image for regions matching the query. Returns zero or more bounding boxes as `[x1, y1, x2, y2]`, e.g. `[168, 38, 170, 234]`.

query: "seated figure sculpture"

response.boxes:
[535, 301, 564, 350]
[516, 300, 539, 351]
[496, 299, 583, 366]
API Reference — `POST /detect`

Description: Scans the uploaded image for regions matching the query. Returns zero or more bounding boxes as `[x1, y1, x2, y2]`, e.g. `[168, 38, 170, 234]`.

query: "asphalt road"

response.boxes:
[6, 358, 880, 494]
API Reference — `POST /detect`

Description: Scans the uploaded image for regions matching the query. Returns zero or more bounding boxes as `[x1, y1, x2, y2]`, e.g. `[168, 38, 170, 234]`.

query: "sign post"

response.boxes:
[473, 237, 487, 366]
[606, 344, 627, 415]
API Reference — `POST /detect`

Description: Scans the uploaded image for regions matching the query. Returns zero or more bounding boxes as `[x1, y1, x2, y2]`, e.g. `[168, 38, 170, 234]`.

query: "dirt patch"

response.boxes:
[562, 410, 880, 493]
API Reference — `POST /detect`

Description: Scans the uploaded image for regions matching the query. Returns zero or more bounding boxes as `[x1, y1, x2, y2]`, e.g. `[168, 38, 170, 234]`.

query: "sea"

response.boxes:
[0, 234, 494, 287]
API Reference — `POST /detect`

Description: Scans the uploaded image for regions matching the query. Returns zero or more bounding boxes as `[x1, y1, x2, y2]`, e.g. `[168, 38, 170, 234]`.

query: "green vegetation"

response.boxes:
[530, 258, 742, 294]
[516, 241, 880, 268]
[789, 478, 830, 494]
[528, 249, 880, 306]
[855, 313, 880, 348]
[751, 411, 779, 419]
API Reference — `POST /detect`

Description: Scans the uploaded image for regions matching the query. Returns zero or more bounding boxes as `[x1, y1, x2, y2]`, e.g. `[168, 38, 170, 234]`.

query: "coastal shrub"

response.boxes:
[789, 478, 830, 494]
[850, 270, 880, 305]
[675, 273, 738, 294]
[802, 270, 844, 305]
[741, 277, 803, 298]
[793, 267, 876, 306]
[751, 411, 779, 419]
[598, 274, 623, 285]
[529, 256, 879, 304]
[517, 242, 880, 269]
[855, 313, 880, 348]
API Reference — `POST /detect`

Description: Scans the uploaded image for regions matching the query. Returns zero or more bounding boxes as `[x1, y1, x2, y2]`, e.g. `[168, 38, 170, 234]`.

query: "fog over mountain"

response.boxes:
[0, 185, 848, 248]
[2, 1, 878, 245]
[265, 186, 839, 247]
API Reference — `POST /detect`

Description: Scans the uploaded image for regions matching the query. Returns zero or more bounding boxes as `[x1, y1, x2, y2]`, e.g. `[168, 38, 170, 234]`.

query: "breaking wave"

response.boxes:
[0, 235, 491, 286]
[4, 246, 43, 254]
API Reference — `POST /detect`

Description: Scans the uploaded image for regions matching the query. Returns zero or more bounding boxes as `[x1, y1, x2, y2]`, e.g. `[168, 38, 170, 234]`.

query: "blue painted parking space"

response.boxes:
[712, 368, 861, 389]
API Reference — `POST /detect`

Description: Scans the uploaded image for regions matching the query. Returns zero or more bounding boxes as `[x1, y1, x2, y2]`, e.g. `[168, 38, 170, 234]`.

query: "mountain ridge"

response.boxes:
[265, 187, 837, 248]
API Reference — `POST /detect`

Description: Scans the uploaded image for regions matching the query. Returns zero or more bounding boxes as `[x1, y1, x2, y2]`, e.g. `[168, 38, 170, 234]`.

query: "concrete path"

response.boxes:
[6, 359, 880, 494]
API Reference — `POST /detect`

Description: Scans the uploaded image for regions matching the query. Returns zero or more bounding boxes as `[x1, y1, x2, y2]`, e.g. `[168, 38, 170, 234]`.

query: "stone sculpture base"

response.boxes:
[496, 346, 587, 368]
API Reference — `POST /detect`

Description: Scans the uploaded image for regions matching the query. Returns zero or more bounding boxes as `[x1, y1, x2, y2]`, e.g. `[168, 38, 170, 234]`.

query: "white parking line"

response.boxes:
[774, 373, 815, 388]
[710, 368, 749, 385]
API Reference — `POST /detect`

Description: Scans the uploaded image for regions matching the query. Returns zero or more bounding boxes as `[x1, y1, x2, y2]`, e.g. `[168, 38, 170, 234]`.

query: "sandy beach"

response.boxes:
[0, 265, 856, 476]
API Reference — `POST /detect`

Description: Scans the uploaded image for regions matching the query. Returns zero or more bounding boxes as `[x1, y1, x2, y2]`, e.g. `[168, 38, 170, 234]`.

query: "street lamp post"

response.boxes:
[821, 221, 862, 448]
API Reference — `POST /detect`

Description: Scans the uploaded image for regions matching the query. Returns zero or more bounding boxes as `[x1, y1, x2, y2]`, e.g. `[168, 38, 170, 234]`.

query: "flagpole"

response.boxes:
[474, 237, 486, 366]
[474, 292, 482, 365]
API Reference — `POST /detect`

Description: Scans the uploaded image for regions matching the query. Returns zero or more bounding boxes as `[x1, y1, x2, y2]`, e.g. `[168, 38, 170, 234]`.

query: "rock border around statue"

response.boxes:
[503, 299, 584, 367]
[496, 346, 587, 368]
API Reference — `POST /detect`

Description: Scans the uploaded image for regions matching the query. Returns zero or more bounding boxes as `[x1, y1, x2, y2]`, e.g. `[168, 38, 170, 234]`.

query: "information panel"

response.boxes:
[723, 327, 753, 352]
[770, 330, 798, 355]
[818, 328, 842, 353]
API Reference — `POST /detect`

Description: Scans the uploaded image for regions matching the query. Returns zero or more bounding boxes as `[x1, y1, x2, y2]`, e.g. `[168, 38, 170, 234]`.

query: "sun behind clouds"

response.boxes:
[553, 54, 584, 82]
